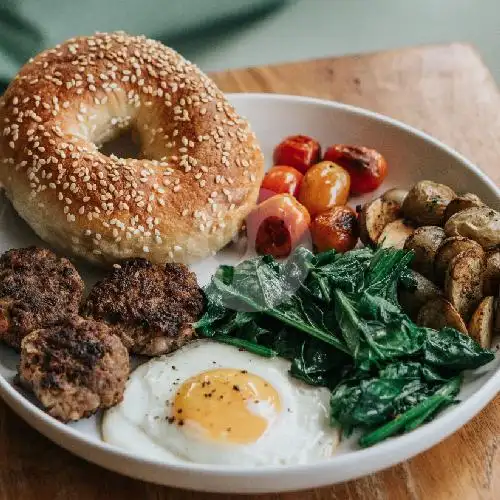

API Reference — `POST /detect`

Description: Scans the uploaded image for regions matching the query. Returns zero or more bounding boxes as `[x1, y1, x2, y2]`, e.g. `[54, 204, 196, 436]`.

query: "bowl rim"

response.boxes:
[0, 92, 498, 484]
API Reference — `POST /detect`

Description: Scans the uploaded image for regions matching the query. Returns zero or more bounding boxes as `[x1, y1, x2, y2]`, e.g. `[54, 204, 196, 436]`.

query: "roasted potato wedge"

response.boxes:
[462, 193, 484, 202]
[443, 194, 484, 222]
[483, 249, 500, 296]
[444, 248, 484, 321]
[398, 270, 443, 319]
[382, 188, 409, 206]
[403, 226, 445, 279]
[494, 298, 500, 335]
[468, 296, 494, 348]
[444, 206, 500, 249]
[417, 297, 468, 334]
[378, 219, 415, 249]
[402, 180, 456, 226]
[359, 197, 401, 246]
[434, 236, 483, 285]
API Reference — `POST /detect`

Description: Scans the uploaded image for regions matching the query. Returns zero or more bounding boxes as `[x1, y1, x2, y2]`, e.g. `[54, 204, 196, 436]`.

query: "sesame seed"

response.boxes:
[4, 32, 259, 260]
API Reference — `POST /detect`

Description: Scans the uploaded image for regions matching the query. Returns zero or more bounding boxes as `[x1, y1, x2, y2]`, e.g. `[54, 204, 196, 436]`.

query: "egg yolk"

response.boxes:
[171, 368, 281, 444]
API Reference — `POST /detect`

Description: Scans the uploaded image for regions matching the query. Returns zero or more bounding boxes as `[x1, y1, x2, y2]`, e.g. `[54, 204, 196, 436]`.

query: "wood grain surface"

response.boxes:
[1, 43, 499, 500]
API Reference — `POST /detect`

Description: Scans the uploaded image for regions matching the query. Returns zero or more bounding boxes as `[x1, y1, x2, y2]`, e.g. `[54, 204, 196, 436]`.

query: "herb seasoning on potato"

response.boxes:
[402, 180, 456, 226]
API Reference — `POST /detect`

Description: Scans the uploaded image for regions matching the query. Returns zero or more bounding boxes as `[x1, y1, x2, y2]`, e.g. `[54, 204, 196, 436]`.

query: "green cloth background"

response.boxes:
[0, 0, 289, 92]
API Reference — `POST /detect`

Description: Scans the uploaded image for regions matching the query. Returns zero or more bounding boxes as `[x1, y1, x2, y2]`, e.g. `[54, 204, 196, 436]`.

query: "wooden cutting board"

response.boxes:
[0, 43, 499, 500]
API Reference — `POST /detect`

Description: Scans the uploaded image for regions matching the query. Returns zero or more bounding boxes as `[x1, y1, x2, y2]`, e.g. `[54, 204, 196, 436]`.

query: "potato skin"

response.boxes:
[378, 219, 415, 249]
[382, 188, 409, 206]
[311, 205, 359, 253]
[468, 296, 494, 348]
[359, 197, 401, 246]
[402, 180, 456, 226]
[483, 249, 500, 296]
[434, 236, 483, 285]
[444, 206, 500, 248]
[403, 226, 445, 280]
[495, 298, 500, 335]
[444, 248, 484, 321]
[443, 194, 483, 223]
[416, 297, 468, 334]
[462, 193, 484, 202]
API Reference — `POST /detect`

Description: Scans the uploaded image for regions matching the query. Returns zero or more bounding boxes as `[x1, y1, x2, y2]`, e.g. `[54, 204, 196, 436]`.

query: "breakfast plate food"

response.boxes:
[0, 33, 498, 494]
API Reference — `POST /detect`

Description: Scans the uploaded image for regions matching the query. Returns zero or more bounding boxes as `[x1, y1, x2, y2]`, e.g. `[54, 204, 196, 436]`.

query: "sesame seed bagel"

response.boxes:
[0, 32, 264, 265]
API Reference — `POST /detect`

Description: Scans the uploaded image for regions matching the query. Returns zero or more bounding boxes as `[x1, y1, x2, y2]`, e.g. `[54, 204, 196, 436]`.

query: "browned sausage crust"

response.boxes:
[0, 247, 84, 349]
[19, 316, 129, 422]
[83, 258, 204, 356]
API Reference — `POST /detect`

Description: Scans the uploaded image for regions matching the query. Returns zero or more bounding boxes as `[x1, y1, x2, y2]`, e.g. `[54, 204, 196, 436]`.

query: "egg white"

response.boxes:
[102, 340, 340, 466]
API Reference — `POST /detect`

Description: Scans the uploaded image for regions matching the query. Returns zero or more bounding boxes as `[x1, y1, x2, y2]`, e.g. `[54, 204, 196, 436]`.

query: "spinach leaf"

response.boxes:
[196, 245, 494, 448]
[364, 248, 414, 303]
[271, 297, 348, 353]
[208, 266, 350, 354]
[194, 274, 231, 333]
[330, 363, 458, 441]
[290, 339, 351, 389]
[331, 377, 418, 428]
[334, 290, 425, 367]
[424, 327, 495, 370]
[380, 361, 448, 383]
[212, 335, 277, 357]
[315, 247, 373, 293]
[358, 376, 461, 447]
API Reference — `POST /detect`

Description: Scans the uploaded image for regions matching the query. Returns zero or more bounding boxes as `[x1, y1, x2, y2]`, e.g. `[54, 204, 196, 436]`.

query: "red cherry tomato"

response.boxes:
[323, 145, 388, 194]
[273, 135, 321, 174]
[260, 166, 304, 201]
[247, 194, 311, 258]
[311, 205, 359, 253]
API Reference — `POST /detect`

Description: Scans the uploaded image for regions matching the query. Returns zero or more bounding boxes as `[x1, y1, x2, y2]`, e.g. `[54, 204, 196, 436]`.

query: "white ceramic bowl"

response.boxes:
[0, 94, 498, 494]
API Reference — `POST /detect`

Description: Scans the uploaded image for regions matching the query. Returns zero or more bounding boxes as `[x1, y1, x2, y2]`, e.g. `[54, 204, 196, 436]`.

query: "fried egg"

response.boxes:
[102, 340, 339, 466]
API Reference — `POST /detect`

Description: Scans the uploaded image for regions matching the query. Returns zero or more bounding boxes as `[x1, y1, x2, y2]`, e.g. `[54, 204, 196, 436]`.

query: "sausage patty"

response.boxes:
[0, 247, 84, 349]
[19, 316, 129, 422]
[83, 259, 204, 356]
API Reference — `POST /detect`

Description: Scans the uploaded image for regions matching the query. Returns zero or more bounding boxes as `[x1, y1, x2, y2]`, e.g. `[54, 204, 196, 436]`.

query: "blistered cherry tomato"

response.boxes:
[311, 205, 359, 253]
[323, 145, 388, 194]
[260, 166, 304, 201]
[247, 194, 311, 258]
[273, 135, 321, 174]
[298, 161, 351, 217]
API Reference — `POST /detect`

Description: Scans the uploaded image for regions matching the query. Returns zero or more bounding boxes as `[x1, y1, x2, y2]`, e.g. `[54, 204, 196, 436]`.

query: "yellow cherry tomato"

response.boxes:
[298, 161, 351, 217]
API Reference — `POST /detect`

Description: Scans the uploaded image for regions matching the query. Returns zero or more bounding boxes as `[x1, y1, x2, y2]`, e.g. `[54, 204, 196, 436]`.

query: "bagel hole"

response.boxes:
[99, 127, 142, 159]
